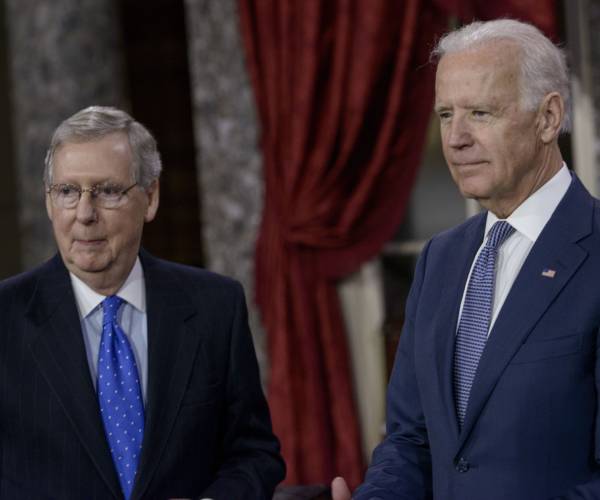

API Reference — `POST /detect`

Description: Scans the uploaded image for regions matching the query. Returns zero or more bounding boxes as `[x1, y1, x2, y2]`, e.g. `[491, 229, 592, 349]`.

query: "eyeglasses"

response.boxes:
[46, 182, 139, 209]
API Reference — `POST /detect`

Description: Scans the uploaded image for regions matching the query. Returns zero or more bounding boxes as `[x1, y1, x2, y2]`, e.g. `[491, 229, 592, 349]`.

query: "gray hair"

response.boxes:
[44, 105, 162, 187]
[432, 19, 571, 133]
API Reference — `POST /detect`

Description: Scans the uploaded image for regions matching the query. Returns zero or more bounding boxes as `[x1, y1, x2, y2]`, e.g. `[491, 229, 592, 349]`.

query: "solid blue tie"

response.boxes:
[453, 221, 515, 427]
[98, 295, 145, 500]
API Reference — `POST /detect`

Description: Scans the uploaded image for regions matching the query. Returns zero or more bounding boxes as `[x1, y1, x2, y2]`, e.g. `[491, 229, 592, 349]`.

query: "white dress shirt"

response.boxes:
[457, 164, 572, 335]
[70, 257, 149, 402]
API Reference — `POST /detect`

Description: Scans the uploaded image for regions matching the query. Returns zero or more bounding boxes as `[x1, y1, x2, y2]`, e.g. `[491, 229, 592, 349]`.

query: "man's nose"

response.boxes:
[75, 192, 98, 223]
[447, 116, 474, 149]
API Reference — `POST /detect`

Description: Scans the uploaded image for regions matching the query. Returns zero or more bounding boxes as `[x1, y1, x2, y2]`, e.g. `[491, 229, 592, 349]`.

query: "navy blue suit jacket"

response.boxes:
[355, 176, 600, 499]
[0, 250, 285, 499]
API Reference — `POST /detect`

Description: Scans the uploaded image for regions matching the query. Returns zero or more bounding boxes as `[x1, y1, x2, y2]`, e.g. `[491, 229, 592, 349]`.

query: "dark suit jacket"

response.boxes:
[355, 176, 600, 500]
[0, 250, 285, 499]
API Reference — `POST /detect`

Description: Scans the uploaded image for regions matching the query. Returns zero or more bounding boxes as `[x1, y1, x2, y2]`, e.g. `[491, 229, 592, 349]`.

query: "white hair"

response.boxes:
[432, 19, 571, 133]
[44, 105, 162, 187]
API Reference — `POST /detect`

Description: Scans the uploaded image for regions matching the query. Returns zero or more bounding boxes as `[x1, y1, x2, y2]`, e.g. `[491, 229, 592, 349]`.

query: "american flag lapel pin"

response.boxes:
[541, 268, 556, 278]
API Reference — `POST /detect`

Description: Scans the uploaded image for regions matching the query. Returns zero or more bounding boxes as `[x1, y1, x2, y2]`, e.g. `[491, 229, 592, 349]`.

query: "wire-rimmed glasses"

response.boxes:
[46, 182, 139, 209]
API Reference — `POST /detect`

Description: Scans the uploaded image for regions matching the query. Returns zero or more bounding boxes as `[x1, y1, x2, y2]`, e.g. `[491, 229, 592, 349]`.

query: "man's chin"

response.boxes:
[65, 256, 111, 276]
[457, 185, 487, 200]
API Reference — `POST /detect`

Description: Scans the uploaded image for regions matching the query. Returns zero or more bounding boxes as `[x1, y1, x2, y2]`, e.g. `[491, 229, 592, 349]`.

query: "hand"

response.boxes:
[331, 476, 352, 500]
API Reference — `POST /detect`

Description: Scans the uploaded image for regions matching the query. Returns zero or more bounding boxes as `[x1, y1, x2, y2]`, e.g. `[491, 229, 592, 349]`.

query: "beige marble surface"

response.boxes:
[184, 0, 267, 379]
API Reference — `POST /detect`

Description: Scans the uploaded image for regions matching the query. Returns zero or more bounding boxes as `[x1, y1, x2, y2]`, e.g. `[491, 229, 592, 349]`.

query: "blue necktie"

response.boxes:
[98, 295, 145, 499]
[453, 221, 515, 427]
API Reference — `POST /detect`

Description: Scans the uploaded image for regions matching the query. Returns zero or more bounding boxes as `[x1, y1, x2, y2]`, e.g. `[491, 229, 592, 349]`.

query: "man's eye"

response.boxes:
[97, 185, 121, 196]
[437, 111, 452, 121]
[58, 185, 78, 196]
[472, 110, 489, 118]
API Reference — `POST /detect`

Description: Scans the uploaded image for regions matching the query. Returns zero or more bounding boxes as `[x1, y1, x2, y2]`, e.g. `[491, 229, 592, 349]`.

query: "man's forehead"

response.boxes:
[434, 42, 522, 100]
[52, 133, 134, 181]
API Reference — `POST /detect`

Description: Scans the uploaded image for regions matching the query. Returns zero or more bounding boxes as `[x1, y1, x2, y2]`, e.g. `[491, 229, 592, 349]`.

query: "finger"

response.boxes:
[331, 476, 352, 500]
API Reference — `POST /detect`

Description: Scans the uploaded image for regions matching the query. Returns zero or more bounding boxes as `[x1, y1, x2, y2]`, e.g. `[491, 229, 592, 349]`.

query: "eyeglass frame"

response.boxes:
[46, 181, 140, 209]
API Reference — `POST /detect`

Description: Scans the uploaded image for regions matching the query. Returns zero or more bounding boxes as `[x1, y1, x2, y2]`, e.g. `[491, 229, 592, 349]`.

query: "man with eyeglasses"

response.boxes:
[0, 106, 285, 499]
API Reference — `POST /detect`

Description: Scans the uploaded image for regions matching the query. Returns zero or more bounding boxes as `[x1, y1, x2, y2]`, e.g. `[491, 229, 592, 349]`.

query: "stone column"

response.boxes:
[184, 0, 267, 377]
[590, 2, 600, 187]
[5, 0, 127, 269]
[566, 0, 600, 195]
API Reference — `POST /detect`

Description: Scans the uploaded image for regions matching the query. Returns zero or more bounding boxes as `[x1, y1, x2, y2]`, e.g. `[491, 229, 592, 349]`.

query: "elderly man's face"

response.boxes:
[435, 42, 545, 216]
[46, 132, 159, 290]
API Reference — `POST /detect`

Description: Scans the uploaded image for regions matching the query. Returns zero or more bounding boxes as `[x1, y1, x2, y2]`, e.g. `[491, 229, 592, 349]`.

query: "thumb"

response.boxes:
[331, 476, 352, 500]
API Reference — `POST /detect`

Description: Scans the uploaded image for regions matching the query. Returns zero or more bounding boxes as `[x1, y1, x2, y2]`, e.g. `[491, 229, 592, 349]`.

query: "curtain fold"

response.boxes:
[239, 0, 447, 486]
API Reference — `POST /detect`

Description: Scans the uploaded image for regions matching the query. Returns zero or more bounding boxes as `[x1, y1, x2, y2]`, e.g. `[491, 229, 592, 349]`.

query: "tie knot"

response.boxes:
[102, 295, 124, 324]
[486, 221, 515, 250]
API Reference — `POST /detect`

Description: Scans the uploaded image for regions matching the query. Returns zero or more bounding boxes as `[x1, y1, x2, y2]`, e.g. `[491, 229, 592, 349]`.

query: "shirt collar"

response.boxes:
[485, 163, 572, 243]
[70, 257, 146, 319]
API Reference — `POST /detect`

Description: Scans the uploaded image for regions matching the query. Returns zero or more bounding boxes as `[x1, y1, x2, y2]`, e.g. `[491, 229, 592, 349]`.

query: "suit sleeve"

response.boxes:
[550, 327, 600, 500]
[353, 241, 433, 500]
[200, 282, 285, 500]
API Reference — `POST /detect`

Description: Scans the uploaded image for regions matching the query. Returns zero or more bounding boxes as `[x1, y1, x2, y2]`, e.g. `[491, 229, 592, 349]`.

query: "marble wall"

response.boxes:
[564, 0, 600, 196]
[184, 0, 267, 375]
[5, 0, 127, 269]
[589, 1, 600, 183]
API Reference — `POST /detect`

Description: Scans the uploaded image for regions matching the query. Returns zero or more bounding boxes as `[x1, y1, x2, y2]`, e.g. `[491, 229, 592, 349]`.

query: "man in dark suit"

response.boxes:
[333, 19, 600, 499]
[0, 106, 285, 499]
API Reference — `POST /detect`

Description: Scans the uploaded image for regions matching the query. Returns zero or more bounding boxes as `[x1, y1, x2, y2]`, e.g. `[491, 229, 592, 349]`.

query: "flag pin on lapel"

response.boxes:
[541, 268, 556, 278]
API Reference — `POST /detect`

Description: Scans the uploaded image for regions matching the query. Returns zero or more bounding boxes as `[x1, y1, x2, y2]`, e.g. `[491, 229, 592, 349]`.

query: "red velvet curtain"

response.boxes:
[238, 0, 447, 486]
[433, 0, 558, 39]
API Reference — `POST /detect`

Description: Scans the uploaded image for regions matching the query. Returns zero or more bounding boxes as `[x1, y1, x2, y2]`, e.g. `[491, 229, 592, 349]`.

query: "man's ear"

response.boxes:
[144, 180, 160, 222]
[537, 92, 564, 143]
[45, 190, 54, 222]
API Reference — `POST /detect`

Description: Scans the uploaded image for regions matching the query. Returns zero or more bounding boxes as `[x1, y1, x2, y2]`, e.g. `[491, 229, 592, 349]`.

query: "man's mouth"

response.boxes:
[73, 239, 106, 247]
[452, 160, 488, 167]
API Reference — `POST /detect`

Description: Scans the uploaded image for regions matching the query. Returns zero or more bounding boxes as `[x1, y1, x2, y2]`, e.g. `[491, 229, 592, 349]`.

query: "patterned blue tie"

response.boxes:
[98, 295, 145, 499]
[453, 221, 515, 427]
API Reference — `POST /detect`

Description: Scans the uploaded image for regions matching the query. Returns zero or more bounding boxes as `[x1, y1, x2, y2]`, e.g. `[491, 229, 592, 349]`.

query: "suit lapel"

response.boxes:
[131, 252, 205, 499]
[430, 215, 486, 438]
[457, 177, 593, 451]
[25, 255, 122, 499]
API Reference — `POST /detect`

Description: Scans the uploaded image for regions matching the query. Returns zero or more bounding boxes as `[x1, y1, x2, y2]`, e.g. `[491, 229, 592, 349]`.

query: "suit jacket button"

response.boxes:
[455, 457, 470, 473]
